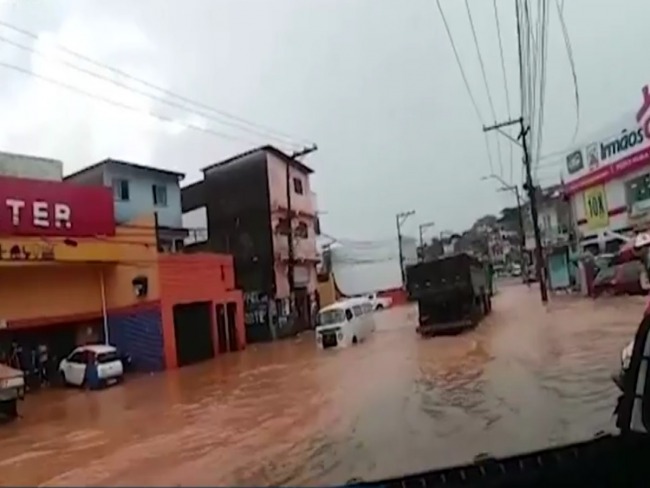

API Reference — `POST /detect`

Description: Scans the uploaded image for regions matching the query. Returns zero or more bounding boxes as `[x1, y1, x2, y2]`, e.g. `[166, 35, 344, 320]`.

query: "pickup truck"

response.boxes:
[0, 363, 25, 422]
[406, 253, 491, 336]
[362, 292, 392, 311]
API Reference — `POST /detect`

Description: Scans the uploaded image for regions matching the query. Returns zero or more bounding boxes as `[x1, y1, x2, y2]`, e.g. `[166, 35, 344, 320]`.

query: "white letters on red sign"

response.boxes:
[6, 199, 25, 226]
[5, 198, 72, 230]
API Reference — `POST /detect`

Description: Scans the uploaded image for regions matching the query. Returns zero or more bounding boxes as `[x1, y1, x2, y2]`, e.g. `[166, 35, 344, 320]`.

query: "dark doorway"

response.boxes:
[215, 304, 228, 354]
[0, 322, 79, 388]
[226, 302, 238, 352]
[295, 288, 310, 332]
[173, 301, 214, 367]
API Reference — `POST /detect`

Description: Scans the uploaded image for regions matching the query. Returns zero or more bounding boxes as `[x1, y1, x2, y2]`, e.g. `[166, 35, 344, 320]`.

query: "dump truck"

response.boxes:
[406, 253, 491, 336]
[0, 363, 25, 422]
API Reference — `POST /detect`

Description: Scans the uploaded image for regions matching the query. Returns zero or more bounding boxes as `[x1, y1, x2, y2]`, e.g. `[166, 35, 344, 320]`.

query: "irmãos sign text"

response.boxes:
[0, 176, 115, 237]
[600, 128, 646, 161]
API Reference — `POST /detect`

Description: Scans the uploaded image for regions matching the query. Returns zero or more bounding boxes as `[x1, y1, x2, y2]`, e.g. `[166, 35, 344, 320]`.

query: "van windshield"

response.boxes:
[318, 309, 346, 326]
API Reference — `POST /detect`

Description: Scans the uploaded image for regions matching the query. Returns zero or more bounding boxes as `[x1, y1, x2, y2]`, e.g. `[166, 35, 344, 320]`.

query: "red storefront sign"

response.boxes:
[564, 146, 650, 196]
[0, 176, 115, 236]
[564, 84, 650, 196]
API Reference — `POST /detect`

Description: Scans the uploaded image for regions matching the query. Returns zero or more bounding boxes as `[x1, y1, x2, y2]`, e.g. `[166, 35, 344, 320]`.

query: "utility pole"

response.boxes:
[483, 119, 548, 303]
[481, 174, 527, 282]
[286, 144, 318, 312]
[418, 221, 435, 261]
[479, 1, 549, 303]
[396, 210, 416, 287]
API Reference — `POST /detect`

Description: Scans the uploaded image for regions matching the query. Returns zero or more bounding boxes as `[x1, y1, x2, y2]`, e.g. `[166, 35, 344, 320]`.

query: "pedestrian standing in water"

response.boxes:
[37, 344, 49, 386]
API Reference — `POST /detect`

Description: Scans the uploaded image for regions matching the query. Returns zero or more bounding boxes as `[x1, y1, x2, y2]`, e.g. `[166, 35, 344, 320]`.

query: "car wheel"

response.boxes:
[376, 304, 384, 311]
[352, 336, 358, 345]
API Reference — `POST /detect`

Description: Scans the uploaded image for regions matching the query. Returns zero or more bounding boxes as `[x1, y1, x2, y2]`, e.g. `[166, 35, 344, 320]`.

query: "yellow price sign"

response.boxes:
[583, 185, 609, 229]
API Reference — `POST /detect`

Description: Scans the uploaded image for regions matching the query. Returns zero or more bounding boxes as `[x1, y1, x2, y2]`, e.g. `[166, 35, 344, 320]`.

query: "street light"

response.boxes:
[480, 174, 527, 282]
[418, 221, 435, 261]
[396, 210, 415, 286]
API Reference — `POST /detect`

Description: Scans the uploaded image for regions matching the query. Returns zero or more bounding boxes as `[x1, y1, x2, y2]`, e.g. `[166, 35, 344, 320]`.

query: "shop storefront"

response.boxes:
[564, 85, 650, 254]
[0, 175, 245, 388]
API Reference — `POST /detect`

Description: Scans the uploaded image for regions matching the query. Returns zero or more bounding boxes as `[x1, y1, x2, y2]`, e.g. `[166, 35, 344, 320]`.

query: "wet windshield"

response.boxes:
[318, 309, 346, 326]
[2, 1, 649, 486]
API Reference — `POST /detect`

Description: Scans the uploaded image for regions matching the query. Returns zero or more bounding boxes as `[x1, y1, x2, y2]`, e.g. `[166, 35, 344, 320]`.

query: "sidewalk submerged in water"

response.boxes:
[0, 284, 644, 486]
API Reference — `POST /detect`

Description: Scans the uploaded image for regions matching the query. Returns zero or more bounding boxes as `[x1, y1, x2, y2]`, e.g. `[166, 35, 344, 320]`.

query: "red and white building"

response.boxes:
[563, 85, 650, 254]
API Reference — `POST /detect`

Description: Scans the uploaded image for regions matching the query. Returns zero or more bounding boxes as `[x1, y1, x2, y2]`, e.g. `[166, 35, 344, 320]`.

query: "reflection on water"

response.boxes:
[0, 285, 643, 486]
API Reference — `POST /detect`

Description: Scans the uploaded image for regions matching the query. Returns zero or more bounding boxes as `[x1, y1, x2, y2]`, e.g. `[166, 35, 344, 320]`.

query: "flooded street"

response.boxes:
[0, 283, 643, 486]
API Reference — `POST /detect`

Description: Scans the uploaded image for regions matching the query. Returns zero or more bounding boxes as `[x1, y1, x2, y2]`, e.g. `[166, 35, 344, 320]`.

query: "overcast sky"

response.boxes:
[0, 0, 647, 240]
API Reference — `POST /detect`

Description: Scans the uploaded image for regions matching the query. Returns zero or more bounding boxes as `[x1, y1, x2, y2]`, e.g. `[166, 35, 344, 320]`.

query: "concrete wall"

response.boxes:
[101, 164, 183, 228]
[157, 253, 244, 369]
[103, 214, 160, 309]
[0, 265, 103, 325]
[1, 214, 160, 327]
[0, 151, 63, 181]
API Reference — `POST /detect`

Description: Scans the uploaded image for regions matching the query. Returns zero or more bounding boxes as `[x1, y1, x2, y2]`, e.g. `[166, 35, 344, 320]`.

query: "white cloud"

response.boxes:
[0, 14, 178, 172]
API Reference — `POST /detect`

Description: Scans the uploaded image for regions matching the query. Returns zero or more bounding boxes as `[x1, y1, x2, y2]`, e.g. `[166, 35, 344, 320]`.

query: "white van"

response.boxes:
[315, 297, 376, 349]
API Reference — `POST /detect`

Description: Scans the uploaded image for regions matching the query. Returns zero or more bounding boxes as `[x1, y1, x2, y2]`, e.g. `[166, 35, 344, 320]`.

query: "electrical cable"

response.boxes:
[554, 0, 580, 144]
[492, 0, 513, 184]
[465, 0, 504, 178]
[515, 0, 528, 187]
[0, 33, 304, 151]
[435, 0, 495, 174]
[0, 20, 314, 149]
[0, 59, 271, 149]
[533, 0, 550, 176]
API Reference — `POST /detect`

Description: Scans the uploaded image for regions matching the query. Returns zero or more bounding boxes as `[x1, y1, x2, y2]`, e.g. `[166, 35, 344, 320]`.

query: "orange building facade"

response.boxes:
[0, 176, 245, 371]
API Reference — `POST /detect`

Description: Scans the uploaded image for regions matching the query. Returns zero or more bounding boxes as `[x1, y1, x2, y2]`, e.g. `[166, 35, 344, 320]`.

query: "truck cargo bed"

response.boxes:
[417, 319, 475, 336]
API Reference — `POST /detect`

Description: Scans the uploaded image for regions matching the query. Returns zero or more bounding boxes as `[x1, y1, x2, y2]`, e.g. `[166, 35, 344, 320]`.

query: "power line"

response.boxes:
[435, 0, 495, 174]
[528, 0, 550, 175]
[554, 0, 580, 144]
[0, 59, 271, 148]
[0, 20, 314, 148]
[516, 0, 528, 187]
[0, 33, 304, 151]
[492, 0, 513, 184]
[464, 0, 503, 178]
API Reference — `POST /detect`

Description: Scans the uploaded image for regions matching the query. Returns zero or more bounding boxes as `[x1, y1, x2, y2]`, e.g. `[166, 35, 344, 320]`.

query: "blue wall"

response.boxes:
[102, 164, 182, 228]
[107, 306, 165, 372]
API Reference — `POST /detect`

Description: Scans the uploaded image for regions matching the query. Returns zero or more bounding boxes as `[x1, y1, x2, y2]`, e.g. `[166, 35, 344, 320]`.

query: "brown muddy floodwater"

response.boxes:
[0, 283, 643, 486]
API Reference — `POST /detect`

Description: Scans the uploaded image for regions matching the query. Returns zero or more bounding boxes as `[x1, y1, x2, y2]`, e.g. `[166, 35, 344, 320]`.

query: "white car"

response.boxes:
[59, 344, 124, 388]
[364, 292, 393, 311]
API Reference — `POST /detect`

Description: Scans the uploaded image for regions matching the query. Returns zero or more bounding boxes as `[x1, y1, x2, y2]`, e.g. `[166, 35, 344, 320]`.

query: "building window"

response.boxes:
[275, 218, 290, 235]
[293, 177, 304, 195]
[112, 179, 130, 201]
[626, 173, 650, 214]
[152, 184, 168, 207]
[174, 239, 185, 252]
[295, 221, 308, 238]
